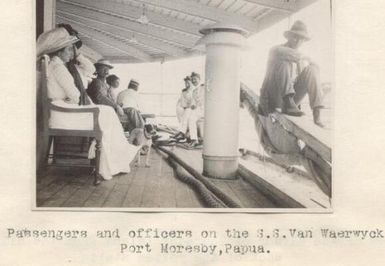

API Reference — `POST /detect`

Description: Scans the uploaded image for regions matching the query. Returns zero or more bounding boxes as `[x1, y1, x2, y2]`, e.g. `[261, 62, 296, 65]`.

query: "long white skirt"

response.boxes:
[49, 100, 140, 180]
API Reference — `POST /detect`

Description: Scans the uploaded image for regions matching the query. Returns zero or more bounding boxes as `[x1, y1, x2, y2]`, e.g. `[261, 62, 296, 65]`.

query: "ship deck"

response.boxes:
[36, 147, 276, 209]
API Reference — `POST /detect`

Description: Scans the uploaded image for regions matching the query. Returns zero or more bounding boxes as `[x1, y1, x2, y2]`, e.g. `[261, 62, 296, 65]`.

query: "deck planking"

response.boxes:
[166, 146, 276, 208]
[157, 157, 177, 207]
[36, 146, 280, 209]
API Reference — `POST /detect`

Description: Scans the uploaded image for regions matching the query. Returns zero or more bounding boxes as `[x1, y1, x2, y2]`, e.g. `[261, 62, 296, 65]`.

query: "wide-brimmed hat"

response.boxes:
[284, 20, 310, 41]
[57, 23, 83, 49]
[37, 27, 79, 58]
[94, 59, 114, 69]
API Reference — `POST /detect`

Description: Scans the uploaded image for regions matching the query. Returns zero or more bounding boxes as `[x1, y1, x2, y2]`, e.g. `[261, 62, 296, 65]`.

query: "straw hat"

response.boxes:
[57, 23, 83, 49]
[37, 27, 79, 58]
[284, 20, 311, 41]
[94, 59, 114, 69]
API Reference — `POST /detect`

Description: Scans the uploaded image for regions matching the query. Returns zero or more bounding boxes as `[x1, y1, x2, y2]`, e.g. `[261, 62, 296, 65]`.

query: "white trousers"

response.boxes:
[179, 108, 201, 140]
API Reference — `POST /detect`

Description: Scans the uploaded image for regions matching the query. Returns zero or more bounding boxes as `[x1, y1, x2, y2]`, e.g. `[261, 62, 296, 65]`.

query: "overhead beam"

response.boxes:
[244, 0, 319, 13]
[77, 36, 138, 62]
[242, 0, 295, 12]
[136, 0, 258, 32]
[57, 16, 153, 62]
[58, 12, 164, 55]
[58, 0, 202, 37]
[254, 0, 320, 33]
[57, 11, 187, 57]
[79, 44, 103, 63]
[102, 56, 146, 64]
[57, 2, 194, 51]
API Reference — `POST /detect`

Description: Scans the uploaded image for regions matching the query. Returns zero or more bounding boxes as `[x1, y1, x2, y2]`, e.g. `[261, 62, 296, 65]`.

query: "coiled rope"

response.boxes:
[154, 145, 241, 208]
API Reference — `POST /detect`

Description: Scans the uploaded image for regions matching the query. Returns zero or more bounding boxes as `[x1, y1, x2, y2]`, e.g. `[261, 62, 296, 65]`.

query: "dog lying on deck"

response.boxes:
[127, 124, 157, 167]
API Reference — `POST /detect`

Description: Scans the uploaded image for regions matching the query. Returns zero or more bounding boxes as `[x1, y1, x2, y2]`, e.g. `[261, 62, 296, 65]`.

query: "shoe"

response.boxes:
[93, 174, 104, 186]
[313, 107, 325, 128]
[188, 140, 199, 148]
[152, 135, 161, 141]
[172, 131, 185, 140]
[282, 95, 304, 117]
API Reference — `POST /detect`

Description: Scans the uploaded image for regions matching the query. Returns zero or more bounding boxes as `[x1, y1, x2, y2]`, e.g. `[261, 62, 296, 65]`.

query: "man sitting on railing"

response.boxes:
[258, 20, 325, 127]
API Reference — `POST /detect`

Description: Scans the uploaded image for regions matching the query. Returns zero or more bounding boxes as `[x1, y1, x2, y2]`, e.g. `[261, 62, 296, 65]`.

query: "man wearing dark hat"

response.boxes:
[116, 79, 145, 133]
[87, 59, 124, 116]
[259, 20, 324, 127]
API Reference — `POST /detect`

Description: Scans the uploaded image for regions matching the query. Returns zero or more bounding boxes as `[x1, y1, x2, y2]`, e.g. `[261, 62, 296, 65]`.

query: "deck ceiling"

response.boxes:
[56, 0, 318, 63]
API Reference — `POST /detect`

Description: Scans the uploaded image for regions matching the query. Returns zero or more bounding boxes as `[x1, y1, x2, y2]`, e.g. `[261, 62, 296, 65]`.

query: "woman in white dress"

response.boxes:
[37, 27, 139, 184]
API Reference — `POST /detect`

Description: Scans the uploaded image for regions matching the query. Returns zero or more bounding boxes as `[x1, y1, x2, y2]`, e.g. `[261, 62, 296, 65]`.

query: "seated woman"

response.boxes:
[37, 27, 140, 184]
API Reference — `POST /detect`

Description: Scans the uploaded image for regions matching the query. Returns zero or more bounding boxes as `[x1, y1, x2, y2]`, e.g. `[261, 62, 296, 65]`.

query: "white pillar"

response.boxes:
[198, 24, 248, 179]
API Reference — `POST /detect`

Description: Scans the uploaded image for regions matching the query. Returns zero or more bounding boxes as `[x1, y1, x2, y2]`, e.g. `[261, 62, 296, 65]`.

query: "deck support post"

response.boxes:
[198, 24, 248, 179]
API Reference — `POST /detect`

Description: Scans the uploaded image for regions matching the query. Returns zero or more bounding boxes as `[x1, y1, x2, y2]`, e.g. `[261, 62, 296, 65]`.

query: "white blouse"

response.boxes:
[47, 54, 95, 104]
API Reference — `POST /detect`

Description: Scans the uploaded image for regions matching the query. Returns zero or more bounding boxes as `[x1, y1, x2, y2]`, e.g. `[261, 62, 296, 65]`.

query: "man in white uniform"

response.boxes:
[117, 79, 145, 133]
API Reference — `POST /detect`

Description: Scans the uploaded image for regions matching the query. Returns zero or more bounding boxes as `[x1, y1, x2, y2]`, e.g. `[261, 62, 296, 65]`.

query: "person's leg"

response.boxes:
[197, 117, 204, 143]
[178, 108, 189, 133]
[294, 64, 323, 108]
[176, 106, 184, 123]
[294, 64, 324, 127]
[273, 61, 303, 116]
[188, 111, 198, 141]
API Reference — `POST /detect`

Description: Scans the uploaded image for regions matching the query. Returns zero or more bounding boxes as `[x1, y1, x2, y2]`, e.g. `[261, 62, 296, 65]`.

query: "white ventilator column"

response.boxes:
[198, 24, 248, 179]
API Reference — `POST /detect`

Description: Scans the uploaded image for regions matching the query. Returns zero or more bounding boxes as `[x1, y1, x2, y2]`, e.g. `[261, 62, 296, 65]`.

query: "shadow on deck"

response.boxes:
[36, 148, 276, 209]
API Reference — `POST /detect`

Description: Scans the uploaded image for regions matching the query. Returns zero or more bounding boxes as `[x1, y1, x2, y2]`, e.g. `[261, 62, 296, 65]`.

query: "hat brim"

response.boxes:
[37, 36, 79, 58]
[94, 63, 114, 69]
[284, 30, 310, 41]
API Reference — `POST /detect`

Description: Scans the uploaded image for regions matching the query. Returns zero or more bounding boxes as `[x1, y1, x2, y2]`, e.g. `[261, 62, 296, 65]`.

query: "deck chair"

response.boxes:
[36, 55, 102, 185]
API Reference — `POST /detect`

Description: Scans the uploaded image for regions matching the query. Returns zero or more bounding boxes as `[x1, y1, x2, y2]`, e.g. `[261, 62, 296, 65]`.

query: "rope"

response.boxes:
[154, 145, 241, 208]
[167, 157, 226, 208]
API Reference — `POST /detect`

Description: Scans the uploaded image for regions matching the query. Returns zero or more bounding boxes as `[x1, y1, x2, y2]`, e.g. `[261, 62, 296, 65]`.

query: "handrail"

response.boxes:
[239, 82, 331, 163]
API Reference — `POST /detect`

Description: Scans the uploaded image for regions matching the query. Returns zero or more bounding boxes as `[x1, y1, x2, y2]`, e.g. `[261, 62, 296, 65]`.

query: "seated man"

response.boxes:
[258, 20, 324, 127]
[116, 79, 145, 133]
[87, 59, 124, 116]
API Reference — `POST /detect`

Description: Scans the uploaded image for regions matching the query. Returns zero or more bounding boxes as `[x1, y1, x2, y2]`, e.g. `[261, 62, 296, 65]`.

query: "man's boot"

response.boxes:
[313, 106, 325, 128]
[282, 95, 304, 116]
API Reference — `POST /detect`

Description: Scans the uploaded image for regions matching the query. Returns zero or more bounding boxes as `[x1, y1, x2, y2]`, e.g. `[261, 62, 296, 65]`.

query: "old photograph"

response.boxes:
[35, 0, 333, 210]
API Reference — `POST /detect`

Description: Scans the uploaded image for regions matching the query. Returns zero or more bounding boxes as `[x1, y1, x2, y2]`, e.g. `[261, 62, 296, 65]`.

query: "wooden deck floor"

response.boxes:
[36, 149, 205, 208]
[36, 147, 276, 209]
[161, 147, 277, 208]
